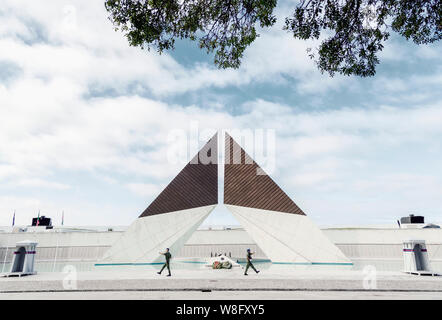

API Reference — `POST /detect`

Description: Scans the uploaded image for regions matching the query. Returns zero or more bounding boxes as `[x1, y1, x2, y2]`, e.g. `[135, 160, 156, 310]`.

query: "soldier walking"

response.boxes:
[157, 248, 172, 277]
[244, 248, 259, 275]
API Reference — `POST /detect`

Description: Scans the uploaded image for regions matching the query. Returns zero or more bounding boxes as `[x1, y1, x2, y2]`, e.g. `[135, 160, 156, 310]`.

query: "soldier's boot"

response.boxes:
[158, 263, 166, 275]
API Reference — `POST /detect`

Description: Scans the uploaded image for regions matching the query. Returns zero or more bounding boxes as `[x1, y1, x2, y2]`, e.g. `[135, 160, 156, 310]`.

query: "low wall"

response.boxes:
[1, 227, 442, 266]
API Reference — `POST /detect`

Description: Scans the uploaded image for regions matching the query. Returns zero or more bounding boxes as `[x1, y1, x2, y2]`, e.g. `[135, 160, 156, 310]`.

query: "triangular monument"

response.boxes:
[101, 133, 218, 264]
[101, 132, 351, 265]
[224, 133, 350, 264]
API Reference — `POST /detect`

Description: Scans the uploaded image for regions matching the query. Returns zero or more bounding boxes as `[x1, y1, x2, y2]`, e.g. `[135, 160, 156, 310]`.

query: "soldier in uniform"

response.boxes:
[244, 248, 260, 275]
[157, 248, 172, 277]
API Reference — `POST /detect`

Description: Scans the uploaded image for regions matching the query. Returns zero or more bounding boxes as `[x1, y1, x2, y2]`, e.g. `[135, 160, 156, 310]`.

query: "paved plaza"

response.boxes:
[1, 265, 441, 299]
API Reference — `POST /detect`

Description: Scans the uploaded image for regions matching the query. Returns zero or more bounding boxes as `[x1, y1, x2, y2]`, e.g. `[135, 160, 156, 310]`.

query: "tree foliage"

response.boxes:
[105, 0, 441, 77]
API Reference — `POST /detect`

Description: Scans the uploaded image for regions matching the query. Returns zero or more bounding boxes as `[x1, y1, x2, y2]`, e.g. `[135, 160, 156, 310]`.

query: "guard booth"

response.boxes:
[5, 241, 38, 277]
[403, 240, 437, 276]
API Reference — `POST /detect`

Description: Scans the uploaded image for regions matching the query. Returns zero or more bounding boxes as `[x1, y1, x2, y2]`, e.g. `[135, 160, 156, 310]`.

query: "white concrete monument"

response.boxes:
[100, 132, 351, 266]
[101, 134, 218, 264]
[224, 133, 351, 265]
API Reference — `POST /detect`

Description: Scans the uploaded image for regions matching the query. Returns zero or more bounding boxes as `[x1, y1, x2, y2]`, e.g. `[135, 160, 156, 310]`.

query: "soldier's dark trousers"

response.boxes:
[245, 261, 258, 274]
[159, 262, 171, 275]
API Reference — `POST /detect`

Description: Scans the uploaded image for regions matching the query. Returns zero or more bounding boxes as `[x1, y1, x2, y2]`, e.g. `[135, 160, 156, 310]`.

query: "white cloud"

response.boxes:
[1, 85, 442, 225]
[125, 183, 162, 198]
[12, 179, 70, 190]
[416, 45, 441, 60]
[0, 0, 359, 99]
[0, 0, 441, 226]
[0, 195, 140, 227]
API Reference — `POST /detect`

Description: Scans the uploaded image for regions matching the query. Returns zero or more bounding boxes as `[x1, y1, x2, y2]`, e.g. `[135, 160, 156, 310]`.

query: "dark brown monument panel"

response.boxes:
[139, 133, 218, 217]
[224, 133, 305, 215]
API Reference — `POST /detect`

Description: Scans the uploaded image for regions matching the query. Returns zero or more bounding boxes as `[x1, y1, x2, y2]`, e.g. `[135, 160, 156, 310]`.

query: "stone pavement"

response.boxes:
[1, 266, 441, 299]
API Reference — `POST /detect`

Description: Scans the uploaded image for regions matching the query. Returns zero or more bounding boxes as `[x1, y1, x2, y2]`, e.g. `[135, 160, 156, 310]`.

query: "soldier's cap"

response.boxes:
[247, 248, 250, 252]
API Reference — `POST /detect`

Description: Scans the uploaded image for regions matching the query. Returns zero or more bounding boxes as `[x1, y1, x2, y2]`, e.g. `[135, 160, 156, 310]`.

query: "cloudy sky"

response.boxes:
[1, 1, 441, 228]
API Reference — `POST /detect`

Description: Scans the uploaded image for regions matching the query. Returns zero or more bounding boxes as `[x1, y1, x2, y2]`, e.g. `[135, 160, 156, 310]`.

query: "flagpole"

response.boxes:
[53, 229, 59, 273]
[36, 209, 40, 226]
[2, 211, 14, 273]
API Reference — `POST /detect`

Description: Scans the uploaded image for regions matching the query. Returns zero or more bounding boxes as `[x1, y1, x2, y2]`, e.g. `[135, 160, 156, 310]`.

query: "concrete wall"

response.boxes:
[1, 226, 442, 264]
[0, 230, 121, 264]
[177, 228, 267, 259]
[323, 227, 442, 244]
[0, 227, 266, 263]
[322, 228, 442, 262]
